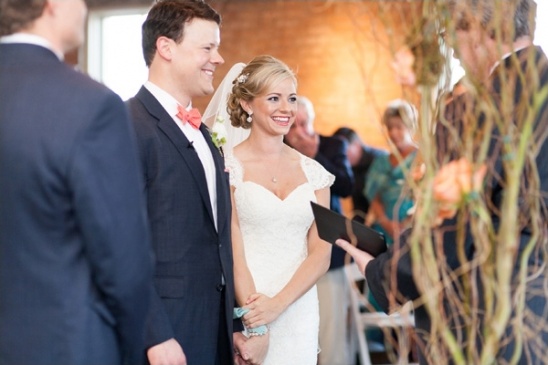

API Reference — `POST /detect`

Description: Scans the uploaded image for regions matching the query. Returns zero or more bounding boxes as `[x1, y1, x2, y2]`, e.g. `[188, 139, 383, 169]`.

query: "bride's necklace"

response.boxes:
[268, 153, 284, 184]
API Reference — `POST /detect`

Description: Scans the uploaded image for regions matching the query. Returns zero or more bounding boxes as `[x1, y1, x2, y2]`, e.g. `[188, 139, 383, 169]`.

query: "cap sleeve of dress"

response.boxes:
[301, 154, 335, 190]
[224, 153, 243, 188]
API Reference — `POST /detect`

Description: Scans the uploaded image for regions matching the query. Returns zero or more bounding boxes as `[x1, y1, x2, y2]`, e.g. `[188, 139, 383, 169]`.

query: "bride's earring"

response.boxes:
[247, 111, 253, 123]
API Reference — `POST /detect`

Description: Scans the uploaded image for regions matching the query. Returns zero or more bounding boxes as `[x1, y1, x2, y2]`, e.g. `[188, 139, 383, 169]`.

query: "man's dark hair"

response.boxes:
[333, 127, 360, 144]
[142, 0, 221, 67]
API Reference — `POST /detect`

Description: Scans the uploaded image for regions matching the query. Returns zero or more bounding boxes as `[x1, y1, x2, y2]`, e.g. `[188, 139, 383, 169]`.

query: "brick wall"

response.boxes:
[87, 0, 421, 148]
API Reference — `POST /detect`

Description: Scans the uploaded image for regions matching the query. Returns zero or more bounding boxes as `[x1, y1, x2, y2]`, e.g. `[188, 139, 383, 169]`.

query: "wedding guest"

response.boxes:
[224, 55, 333, 364]
[285, 96, 354, 365]
[336, 0, 548, 363]
[333, 127, 388, 223]
[0, 0, 153, 364]
[365, 99, 418, 245]
[286, 96, 354, 214]
[125, 1, 245, 364]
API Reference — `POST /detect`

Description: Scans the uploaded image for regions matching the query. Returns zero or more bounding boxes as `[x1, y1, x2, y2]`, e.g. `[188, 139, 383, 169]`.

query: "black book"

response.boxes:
[311, 201, 387, 257]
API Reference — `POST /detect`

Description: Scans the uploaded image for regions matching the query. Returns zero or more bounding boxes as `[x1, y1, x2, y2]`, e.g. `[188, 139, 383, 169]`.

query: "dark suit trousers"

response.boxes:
[215, 289, 231, 365]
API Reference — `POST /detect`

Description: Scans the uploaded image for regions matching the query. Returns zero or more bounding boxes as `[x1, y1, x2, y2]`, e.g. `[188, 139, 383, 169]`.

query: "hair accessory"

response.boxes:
[246, 112, 253, 123]
[237, 73, 249, 84]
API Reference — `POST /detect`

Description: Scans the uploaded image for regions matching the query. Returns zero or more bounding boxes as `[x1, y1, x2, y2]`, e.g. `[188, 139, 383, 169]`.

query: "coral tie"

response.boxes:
[176, 106, 202, 129]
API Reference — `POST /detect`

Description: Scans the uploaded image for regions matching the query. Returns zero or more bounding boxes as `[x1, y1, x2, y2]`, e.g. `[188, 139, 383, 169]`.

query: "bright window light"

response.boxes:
[535, 1, 548, 52]
[87, 9, 149, 101]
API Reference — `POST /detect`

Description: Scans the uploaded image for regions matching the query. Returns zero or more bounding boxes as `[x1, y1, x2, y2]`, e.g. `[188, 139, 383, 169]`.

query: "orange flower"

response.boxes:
[433, 161, 461, 205]
[432, 158, 487, 224]
[392, 46, 416, 86]
[455, 158, 487, 194]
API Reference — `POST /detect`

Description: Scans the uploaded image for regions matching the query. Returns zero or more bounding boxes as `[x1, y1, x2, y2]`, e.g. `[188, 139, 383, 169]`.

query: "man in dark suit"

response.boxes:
[337, 0, 548, 364]
[333, 127, 388, 223]
[126, 1, 244, 364]
[0, 1, 154, 364]
[285, 96, 354, 365]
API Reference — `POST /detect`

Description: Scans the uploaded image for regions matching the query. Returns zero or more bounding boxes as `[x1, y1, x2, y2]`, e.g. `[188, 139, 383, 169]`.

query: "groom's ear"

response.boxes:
[156, 36, 173, 61]
[239, 100, 251, 114]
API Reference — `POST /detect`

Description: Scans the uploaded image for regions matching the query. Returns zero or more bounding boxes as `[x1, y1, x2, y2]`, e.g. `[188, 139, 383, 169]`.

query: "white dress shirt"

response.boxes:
[144, 81, 218, 230]
[0, 33, 63, 60]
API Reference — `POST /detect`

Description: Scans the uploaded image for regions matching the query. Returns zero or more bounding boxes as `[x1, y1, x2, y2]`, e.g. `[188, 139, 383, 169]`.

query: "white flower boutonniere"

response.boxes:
[211, 115, 228, 151]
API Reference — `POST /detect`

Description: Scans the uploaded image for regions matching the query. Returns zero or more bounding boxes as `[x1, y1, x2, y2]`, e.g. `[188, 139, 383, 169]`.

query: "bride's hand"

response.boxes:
[243, 293, 284, 328]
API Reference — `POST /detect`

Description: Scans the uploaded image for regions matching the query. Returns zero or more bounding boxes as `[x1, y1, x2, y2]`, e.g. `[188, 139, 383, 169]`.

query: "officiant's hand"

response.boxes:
[335, 238, 375, 275]
[243, 293, 283, 328]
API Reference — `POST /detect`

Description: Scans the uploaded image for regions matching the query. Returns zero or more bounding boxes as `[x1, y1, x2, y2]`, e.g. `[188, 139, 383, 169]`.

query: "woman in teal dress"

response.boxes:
[364, 99, 417, 245]
[365, 99, 418, 246]
[363, 99, 419, 340]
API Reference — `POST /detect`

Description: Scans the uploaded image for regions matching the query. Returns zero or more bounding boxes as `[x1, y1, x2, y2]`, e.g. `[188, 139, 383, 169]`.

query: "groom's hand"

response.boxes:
[147, 338, 187, 365]
[234, 332, 269, 365]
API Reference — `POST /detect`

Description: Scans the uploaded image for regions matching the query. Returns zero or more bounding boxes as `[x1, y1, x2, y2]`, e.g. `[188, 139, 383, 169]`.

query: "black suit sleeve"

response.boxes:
[364, 229, 418, 313]
[126, 98, 177, 349]
[365, 219, 474, 314]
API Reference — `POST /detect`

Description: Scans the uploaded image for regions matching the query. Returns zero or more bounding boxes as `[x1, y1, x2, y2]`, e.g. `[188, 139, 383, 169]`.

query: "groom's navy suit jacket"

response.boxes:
[126, 87, 235, 364]
[0, 43, 153, 365]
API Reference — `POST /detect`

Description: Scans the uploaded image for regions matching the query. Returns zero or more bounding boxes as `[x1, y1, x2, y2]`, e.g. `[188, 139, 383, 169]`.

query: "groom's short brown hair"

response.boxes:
[142, 0, 221, 67]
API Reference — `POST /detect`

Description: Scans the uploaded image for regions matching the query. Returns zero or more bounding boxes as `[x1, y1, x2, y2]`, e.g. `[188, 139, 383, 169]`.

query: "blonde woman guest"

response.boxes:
[225, 55, 333, 364]
[365, 99, 418, 245]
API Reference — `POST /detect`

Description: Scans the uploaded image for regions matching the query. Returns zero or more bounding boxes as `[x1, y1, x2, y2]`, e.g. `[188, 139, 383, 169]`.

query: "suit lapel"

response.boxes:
[200, 124, 228, 235]
[135, 87, 215, 225]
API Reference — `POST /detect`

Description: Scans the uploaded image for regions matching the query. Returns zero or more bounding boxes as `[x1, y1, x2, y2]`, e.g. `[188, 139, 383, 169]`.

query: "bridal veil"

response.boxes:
[203, 62, 250, 154]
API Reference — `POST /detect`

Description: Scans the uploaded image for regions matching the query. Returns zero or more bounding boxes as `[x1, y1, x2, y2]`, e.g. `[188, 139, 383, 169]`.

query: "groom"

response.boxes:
[126, 1, 236, 364]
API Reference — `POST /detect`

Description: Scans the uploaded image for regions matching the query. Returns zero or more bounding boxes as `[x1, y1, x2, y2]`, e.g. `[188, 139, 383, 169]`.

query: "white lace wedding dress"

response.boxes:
[225, 152, 334, 365]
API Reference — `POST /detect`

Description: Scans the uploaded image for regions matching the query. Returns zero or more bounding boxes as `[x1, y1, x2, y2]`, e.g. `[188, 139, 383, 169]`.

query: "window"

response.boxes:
[86, 8, 149, 101]
[535, 1, 548, 52]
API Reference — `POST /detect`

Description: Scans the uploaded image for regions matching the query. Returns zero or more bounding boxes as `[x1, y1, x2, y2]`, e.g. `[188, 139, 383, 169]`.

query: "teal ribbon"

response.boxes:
[233, 307, 268, 336]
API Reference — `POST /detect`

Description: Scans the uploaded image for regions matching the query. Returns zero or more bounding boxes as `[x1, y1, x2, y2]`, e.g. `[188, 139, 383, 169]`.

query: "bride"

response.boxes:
[208, 55, 333, 364]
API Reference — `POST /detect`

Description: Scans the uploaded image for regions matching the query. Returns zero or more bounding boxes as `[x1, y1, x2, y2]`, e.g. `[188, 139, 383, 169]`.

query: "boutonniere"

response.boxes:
[210, 115, 228, 155]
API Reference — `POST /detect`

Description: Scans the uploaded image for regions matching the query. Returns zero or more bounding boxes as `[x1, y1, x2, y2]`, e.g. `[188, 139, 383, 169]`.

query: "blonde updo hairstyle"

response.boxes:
[381, 99, 418, 135]
[227, 55, 297, 129]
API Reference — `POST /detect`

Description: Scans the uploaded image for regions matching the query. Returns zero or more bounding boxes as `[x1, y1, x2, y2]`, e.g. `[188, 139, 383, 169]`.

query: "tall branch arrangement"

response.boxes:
[368, 1, 548, 364]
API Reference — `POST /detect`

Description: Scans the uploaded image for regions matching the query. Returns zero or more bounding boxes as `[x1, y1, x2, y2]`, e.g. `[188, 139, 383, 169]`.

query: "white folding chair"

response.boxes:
[345, 263, 416, 365]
